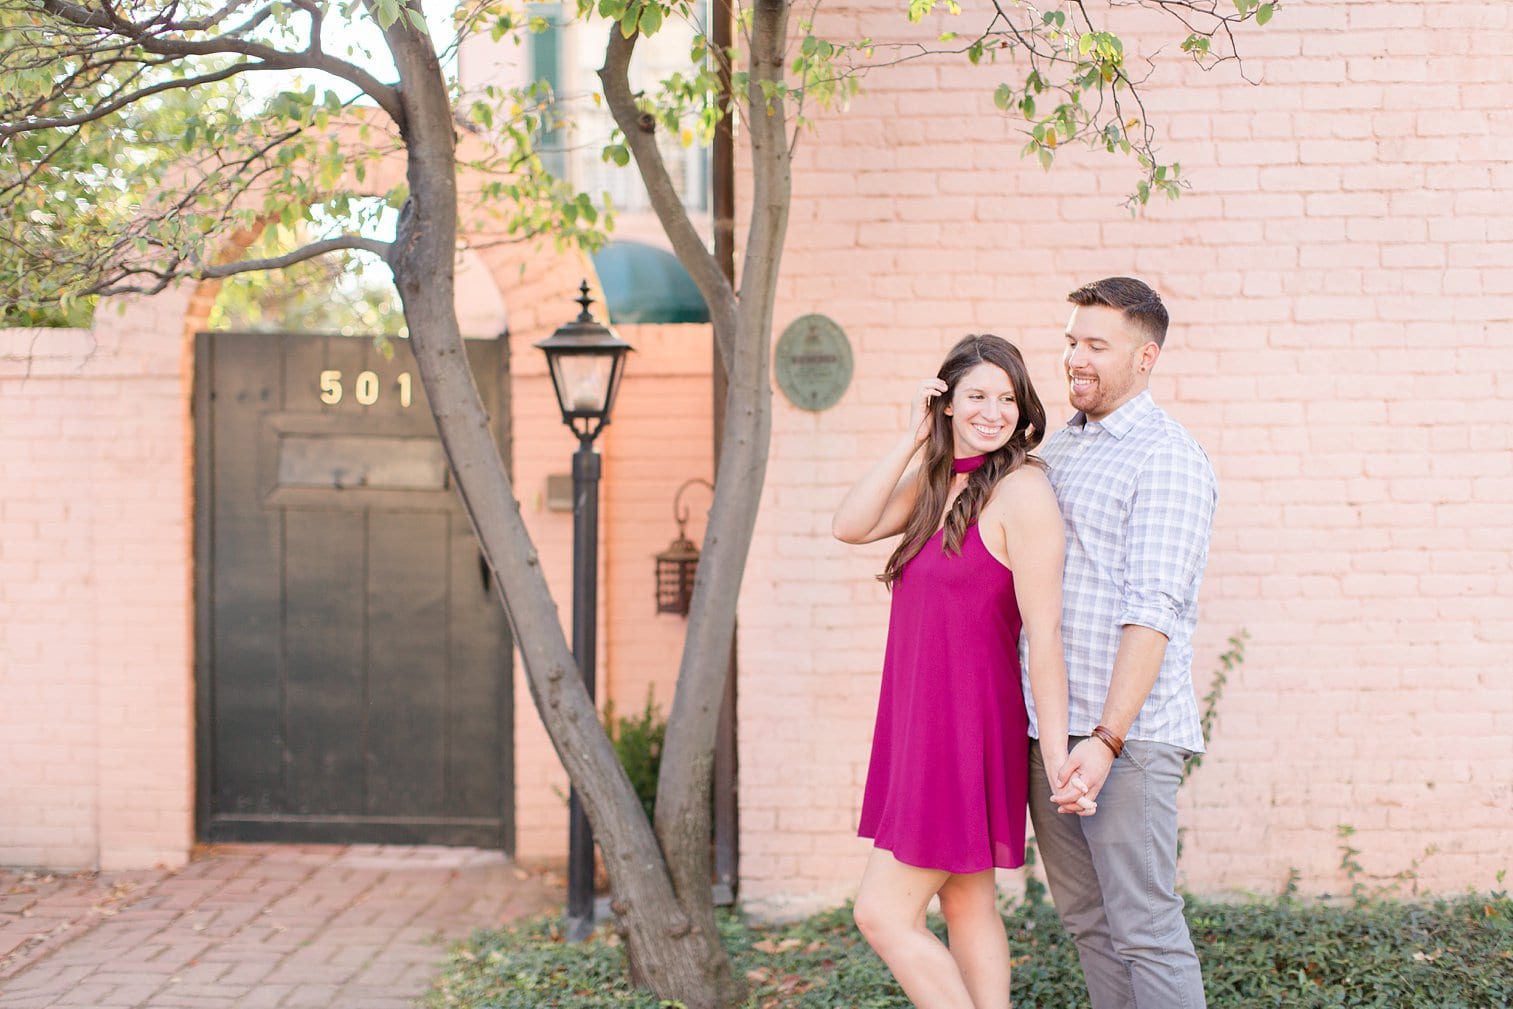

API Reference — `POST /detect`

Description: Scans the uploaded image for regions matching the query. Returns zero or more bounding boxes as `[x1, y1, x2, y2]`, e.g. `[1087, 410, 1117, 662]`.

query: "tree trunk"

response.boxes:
[377, 10, 744, 1008]
[653, 0, 790, 981]
[591, 0, 792, 1000]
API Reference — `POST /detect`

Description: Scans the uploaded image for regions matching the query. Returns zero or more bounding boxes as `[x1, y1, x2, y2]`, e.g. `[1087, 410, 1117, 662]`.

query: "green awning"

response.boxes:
[590, 241, 711, 325]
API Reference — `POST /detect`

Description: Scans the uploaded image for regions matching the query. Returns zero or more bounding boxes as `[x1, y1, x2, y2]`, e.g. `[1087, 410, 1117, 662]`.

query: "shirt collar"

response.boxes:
[1068, 389, 1156, 440]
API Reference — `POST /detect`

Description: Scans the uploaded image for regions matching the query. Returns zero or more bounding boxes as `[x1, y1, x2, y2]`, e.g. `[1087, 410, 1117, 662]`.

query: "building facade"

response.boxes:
[2, 0, 1510, 915]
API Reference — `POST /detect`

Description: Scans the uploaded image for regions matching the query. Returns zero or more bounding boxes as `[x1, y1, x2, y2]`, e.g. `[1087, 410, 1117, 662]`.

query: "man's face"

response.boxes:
[1062, 304, 1155, 421]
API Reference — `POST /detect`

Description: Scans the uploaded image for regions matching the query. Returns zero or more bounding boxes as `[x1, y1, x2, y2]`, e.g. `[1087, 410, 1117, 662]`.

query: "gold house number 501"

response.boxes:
[318, 370, 413, 408]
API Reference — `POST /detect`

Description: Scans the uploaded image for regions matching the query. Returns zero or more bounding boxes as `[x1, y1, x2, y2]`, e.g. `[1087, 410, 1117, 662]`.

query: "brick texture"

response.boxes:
[734, 0, 1513, 913]
[5, 0, 1507, 922]
[0, 234, 703, 871]
[480, 242, 711, 861]
[1, 285, 198, 871]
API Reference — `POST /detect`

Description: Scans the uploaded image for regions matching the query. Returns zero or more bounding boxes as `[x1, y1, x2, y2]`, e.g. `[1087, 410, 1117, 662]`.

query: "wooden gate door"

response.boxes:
[194, 332, 513, 849]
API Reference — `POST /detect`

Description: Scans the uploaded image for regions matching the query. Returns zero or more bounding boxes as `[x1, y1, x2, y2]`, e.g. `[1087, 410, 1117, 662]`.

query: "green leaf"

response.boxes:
[1181, 33, 1212, 54]
[1256, 2, 1275, 25]
[992, 83, 1013, 111]
[638, 3, 663, 35]
[373, 0, 401, 29]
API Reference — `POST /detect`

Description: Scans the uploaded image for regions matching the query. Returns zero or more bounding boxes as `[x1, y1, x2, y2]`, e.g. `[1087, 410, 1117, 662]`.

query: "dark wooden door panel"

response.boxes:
[283, 508, 367, 816]
[366, 509, 450, 818]
[195, 332, 512, 848]
[446, 520, 511, 820]
[208, 334, 285, 817]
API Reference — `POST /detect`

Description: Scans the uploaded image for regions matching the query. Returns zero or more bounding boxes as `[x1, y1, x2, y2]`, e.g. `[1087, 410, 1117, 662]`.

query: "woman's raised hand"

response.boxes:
[910, 378, 948, 447]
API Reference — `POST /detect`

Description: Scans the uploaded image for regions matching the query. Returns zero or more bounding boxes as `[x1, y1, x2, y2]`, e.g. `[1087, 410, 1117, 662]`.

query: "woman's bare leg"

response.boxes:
[853, 848, 975, 1009]
[938, 869, 1012, 1009]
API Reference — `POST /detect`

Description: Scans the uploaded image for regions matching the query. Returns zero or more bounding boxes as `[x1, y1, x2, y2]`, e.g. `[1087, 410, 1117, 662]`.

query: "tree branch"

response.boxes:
[736, 0, 790, 337]
[1, 61, 248, 134]
[34, 0, 405, 123]
[199, 235, 392, 278]
[598, 29, 737, 366]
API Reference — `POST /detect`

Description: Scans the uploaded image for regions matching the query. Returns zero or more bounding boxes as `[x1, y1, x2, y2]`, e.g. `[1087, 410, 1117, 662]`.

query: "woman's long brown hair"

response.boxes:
[880, 334, 1047, 586]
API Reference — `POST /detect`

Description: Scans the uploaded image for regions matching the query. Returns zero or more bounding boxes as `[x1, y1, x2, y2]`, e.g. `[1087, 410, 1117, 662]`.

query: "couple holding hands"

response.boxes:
[834, 277, 1219, 1009]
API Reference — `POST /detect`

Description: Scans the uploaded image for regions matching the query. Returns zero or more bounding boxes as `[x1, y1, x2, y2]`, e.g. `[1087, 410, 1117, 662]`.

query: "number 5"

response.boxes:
[319, 369, 342, 405]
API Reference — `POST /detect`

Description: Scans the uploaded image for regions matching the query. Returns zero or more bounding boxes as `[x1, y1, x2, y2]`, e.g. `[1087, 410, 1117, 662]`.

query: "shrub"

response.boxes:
[426, 890, 1513, 1009]
[601, 691, 666, 823]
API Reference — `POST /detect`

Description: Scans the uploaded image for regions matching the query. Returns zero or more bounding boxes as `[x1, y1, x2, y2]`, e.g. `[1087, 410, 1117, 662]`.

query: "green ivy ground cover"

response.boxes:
[427, 890, 1512, 1009]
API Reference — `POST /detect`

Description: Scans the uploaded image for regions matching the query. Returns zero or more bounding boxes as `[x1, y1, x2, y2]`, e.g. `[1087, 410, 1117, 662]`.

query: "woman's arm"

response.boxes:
[832, 378, 943, 544]
[994, 467, 1073, 795]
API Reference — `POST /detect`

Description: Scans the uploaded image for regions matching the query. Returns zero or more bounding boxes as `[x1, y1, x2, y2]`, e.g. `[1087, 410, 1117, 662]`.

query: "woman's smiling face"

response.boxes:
[943, 362, 1019, 457]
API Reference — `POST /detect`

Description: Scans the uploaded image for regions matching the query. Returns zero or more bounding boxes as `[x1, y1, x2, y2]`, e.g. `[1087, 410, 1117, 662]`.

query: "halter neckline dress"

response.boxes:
[857, 453, 1030, 873]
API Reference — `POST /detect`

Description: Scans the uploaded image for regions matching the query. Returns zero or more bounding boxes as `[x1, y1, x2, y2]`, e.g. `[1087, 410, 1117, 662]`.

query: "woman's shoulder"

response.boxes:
[991, 459, 1054, 499]
[984, 461, 1059, 524]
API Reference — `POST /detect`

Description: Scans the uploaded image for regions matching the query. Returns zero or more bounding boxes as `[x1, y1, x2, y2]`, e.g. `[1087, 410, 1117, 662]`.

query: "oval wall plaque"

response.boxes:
[774, 314, 853, 412]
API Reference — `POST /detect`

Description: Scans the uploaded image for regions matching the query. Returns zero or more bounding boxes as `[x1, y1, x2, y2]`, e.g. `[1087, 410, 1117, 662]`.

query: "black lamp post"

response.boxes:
[535, 280, 632, 941]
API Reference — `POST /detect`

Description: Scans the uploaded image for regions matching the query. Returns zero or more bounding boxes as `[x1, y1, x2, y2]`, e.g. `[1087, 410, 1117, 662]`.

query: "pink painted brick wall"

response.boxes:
[0, 233, 701, 872]
[6, 1, 1506, 909]
[736, 0, 1513, 913]
[488, 244, 710, 862]
[0, 289, 197, 870]
[601, 327, 714, 724]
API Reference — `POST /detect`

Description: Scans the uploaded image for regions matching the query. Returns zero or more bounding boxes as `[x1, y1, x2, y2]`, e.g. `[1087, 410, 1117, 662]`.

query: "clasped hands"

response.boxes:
[1044, 737, 1116, 817]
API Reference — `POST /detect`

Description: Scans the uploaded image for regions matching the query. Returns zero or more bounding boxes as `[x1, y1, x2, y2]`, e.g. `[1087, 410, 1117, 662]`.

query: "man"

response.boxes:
[1023, 276, 1218, 1009]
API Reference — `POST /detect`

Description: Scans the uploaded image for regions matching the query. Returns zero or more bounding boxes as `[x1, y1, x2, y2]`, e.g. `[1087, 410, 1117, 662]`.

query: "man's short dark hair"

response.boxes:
[1067, 277, 1169, 348]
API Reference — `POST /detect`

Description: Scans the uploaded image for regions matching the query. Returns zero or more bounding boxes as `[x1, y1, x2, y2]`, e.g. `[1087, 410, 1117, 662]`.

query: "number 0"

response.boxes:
[355, 370, 380, 405]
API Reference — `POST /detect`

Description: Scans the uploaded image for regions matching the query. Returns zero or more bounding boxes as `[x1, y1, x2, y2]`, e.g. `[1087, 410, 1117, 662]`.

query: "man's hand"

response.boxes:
[1051, 738, 1115, 815]
[1041, 746, 1070, 795]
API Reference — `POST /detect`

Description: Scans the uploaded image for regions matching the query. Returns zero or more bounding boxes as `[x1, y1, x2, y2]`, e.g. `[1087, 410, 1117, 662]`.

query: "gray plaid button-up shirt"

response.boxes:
[1022, 390, 1218, 752]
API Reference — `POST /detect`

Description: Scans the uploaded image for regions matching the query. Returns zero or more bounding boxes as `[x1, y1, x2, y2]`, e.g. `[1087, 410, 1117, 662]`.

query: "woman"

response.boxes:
[832, 334, 1079, 1009]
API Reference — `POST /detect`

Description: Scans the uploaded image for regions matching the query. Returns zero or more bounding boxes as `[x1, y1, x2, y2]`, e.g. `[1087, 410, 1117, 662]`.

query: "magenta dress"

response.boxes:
[858, 463, 1029, 873]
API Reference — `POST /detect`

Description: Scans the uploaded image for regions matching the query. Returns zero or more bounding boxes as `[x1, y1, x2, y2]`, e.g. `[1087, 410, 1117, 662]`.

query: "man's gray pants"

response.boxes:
[1028, 737, 1207, 1009]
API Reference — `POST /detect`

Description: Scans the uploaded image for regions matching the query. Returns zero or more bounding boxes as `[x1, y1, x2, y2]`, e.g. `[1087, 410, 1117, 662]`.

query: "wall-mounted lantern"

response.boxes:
[655, 478, 713, 617]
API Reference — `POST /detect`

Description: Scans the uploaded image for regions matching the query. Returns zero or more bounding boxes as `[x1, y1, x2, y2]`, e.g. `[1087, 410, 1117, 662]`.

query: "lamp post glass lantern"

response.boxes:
[536, 280, 633, 441]
[534, 280, 631, 942]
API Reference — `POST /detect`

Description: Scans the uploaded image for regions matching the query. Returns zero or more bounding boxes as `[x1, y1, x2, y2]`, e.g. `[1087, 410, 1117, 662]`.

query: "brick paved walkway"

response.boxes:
[0, 845, 563, 1009]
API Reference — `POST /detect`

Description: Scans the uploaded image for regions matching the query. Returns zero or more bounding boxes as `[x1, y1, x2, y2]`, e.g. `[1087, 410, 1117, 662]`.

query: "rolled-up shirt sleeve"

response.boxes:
[1118, 439, 1218, 637]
